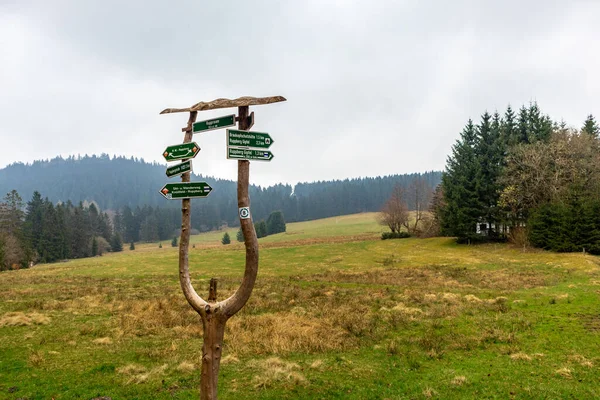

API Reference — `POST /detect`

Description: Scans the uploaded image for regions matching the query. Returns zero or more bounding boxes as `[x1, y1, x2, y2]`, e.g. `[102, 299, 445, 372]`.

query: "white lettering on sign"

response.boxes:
[239, 207, 250, 219]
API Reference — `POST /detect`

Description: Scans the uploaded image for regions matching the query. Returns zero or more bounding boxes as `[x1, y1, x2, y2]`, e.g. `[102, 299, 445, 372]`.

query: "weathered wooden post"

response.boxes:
[159, 96, 285, 399]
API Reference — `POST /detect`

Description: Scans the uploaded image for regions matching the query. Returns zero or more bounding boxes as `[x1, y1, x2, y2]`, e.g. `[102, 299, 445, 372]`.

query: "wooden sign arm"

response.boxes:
[220, 159, 259, 317]
[220, 106, 259, 318]
[178, 111, 209, 315]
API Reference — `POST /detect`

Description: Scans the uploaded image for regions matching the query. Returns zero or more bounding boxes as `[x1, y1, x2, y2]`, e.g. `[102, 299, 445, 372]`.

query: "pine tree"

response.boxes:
[517, 106, 530, 144]
[441, 119, 481, 239]
[171, 236, 178, 247]
[130, 241, 135, 250]
[92, 236, 98, 256]
[474, 111, 504, 237]
[501, 105, 518, 149]
[221, 232, 231, 245]
[236, 228, 244, 242]
[582, 114, 599, 138]
[24, 191, 44, 253]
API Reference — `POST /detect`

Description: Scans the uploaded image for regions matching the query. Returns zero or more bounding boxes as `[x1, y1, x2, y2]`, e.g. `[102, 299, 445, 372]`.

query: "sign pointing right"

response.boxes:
[227, 129, 273, 149]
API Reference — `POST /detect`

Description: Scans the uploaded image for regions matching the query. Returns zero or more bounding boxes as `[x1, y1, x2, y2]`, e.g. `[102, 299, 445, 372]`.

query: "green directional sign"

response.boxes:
[227, 148, 274, 162]
[227, 129, 274, 149]
[163, 142, 200, 162]
[165, 160, 192, 178]
[193, 114, 236, 133]
[159, 182, 213, 199]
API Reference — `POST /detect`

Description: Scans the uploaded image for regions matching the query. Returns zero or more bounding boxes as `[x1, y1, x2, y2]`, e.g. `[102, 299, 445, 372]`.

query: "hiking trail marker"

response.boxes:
[227, 148, 274, 161]
[159, 182, 212, 199]
[227, 129, 274, 149]
[163, 142, 200, 162]
[159, 95, 286, 400]
[165, 160, 192, 178]
[193, 114, 236, 133]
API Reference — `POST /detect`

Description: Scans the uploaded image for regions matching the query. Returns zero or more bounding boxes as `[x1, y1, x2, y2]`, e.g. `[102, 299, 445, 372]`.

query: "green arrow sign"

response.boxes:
[193, 114, 236, 133]
[227, 148, 274, 161]
[165, 160, 192, 178]
[159, 182, 213, 199]
[163, 142, 200, 162]
[227, 129, 274, 149]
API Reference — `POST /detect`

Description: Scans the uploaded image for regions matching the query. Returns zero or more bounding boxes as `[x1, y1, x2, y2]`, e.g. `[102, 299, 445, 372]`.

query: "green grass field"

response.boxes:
[1, 212, 599, 399]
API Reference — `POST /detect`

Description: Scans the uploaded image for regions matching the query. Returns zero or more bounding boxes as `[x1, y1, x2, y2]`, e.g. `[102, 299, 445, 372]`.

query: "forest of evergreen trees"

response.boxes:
[0, 155, 441, 229]
[438, 102, 600, 253]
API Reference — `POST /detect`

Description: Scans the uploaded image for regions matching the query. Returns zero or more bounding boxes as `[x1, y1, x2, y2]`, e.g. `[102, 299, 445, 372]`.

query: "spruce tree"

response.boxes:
[517, 106, 530, 144]
[236, 228, 244, 242]
[221, 232, 231, 245]
[130, 241, 135, 250]
[582, 114, 599, 138]
[24, 191, 44, 253]
[441, 119, 481, 239]
[171, 236, 178, 247]
[110, 232, 123, 252]
[474, 111, 504, 237]
[92, 236, 98, 256]
[501, 105, 518, 149]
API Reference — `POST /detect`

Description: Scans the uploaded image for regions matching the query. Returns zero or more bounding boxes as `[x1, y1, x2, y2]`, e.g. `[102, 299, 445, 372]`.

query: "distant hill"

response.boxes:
[0, 155, 441, 227]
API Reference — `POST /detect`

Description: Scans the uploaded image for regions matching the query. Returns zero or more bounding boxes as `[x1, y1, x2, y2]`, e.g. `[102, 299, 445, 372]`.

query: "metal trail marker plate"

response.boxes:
[163, 142, 200, 162]
[193, 114, 236, 133]
[159, 182, 213, 199]
[227, 129, 274, 149]
[227, 148, 274, 161]
[166, 160, 192, 178]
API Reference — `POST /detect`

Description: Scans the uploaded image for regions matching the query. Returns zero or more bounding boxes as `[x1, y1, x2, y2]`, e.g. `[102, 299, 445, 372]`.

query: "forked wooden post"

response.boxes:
[161, 96, 285, 399]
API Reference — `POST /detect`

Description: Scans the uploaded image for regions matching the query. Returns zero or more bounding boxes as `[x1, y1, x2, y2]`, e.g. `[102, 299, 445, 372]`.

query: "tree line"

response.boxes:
[0, 155, 441, 229]
[436, 102, 600, 253]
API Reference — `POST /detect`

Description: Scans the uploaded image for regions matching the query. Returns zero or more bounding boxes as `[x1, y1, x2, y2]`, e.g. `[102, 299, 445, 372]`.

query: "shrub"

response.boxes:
[266, 211, 286, 235]
[381, 232, 411, 240]
[255, 220, 268, 239]
[129, 241, 135, 250]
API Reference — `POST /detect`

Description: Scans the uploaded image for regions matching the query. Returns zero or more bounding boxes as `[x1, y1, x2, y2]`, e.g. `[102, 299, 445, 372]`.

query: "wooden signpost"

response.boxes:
[159, 95, 286, 400]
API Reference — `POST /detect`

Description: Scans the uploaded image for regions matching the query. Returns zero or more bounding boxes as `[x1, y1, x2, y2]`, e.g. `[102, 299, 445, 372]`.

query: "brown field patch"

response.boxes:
[0, 312, 50, 327]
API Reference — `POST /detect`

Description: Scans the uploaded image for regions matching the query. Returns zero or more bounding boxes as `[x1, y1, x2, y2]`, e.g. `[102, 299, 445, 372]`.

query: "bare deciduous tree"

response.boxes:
[404, 177, 433, 235]
[378, 185, 408, 233]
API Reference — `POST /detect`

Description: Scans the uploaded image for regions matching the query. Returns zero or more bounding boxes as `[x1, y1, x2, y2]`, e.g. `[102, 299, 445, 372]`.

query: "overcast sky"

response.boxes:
[2, 1, 600, 187]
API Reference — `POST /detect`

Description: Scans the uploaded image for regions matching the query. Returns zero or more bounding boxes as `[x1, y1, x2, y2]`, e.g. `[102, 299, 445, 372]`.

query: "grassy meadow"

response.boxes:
[1, 212, 600, 399]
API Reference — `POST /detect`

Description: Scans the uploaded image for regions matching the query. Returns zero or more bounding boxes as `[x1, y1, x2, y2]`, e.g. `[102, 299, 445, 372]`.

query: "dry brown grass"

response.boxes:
[451, 376, 467, 386]
[555, 367, 572, 379]
[116, 363, 168, 384]
[226, 313, 354, 355]
[28, 350, 45, 367]
[0, 312, 50, 327]
[176, 361, 196, 372]
[569, 354, 594, 368]
[92, 337, 113, 345]
[510, 352, 532, 361]
[249, 357, 306, 389]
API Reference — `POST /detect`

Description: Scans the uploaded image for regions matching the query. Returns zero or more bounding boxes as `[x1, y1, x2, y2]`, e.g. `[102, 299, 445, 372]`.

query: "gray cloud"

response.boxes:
[2, 0, 600, 186]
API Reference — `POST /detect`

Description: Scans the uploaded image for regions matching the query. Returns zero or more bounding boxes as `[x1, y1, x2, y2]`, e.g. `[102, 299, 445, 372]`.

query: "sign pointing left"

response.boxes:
[159, 182, 213, 199]
[163, 142, 200, 162]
